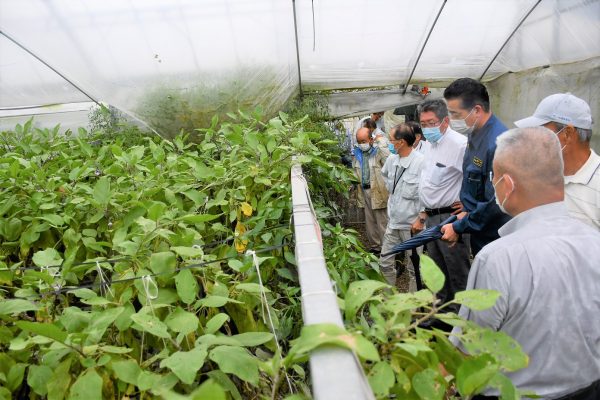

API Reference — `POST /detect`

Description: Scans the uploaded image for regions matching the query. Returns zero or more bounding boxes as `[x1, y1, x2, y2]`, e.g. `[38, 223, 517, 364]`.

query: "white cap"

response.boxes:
[514, 93, 592, 130]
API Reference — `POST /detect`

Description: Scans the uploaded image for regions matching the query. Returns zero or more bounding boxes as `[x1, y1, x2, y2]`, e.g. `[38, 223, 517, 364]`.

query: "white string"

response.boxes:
[141, 275, 158, 300]
[139, 275, 164, 363]
[96, 261, 114, 298]
[246, 249, 294, 393]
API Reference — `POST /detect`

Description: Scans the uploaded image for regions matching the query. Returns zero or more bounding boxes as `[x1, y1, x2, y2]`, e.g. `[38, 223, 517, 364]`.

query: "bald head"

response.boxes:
[356, 127, 372, 143]
[494, 127, 564, 197]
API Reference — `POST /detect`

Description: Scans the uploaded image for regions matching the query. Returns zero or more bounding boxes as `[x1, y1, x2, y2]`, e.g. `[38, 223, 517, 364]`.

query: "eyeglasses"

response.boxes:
[420, 119, 442, 128]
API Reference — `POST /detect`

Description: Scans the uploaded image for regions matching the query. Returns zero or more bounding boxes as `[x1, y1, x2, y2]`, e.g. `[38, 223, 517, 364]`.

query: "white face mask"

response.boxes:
[493, 174, 514, 214]
[449, 108, 477, 135]
[357, 143, 371, 152]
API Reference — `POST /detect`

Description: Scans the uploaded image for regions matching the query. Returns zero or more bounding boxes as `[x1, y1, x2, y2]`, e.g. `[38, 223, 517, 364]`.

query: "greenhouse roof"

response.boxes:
[1, 0, 599, 124]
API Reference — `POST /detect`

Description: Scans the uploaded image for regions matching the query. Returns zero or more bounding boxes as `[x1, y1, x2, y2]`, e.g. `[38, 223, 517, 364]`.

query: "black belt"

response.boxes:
[424, 206, 454, 216]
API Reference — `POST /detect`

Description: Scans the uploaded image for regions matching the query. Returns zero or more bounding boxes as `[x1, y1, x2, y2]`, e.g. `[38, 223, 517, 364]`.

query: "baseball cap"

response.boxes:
[514, 93, 592, 130]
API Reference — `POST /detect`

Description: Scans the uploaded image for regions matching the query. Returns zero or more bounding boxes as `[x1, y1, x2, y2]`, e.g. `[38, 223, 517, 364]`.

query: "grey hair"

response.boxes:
[418, 99, 448, 122]
[552, 122, 593, 142]
[495, 127, 564, 190]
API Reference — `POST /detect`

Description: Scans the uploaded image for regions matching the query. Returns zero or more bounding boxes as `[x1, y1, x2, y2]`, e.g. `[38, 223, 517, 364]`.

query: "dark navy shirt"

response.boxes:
[452, 114, 512, 254]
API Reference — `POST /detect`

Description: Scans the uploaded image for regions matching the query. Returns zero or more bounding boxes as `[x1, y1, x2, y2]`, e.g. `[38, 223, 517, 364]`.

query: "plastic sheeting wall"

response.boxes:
[0, 0, 298, 136]
[488, 57, 600, 152]
[295, 0, 600, 90]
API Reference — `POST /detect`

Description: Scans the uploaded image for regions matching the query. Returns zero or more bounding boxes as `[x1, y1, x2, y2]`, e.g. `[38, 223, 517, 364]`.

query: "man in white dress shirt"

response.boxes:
[412, 99, 471, 309]
[452, 127, 600, 399]
[515, 93, 599, 229]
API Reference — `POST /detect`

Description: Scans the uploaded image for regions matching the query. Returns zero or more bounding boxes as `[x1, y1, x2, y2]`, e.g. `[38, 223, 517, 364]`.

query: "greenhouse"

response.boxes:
[1, 0, 599, 399]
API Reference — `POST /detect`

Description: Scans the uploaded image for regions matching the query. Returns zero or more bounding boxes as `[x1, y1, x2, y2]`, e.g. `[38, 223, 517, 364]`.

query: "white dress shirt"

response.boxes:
[418, 128, 467, 209]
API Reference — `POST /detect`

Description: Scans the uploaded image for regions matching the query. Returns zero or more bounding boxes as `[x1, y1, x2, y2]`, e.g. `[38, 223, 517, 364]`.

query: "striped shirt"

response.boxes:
[564, 149, 600, 230]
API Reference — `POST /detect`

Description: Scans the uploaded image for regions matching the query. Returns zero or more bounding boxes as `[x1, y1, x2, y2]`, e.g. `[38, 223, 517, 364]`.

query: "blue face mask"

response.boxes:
[422, 126, 442, 143]
[388, 143, 397, 154]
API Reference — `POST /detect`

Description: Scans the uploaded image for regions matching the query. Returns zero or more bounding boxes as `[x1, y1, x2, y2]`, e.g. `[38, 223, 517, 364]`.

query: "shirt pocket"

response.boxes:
[401, 174, 420, 200]
[430, 165, 448, 186]
[465, 164, 484, 201]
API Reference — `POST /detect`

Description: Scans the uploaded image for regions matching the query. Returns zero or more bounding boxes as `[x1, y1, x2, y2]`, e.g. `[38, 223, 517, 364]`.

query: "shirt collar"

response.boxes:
[564, 149, 600, 185]
[498, 201, 568, 237]
[398, 150, 415, 168]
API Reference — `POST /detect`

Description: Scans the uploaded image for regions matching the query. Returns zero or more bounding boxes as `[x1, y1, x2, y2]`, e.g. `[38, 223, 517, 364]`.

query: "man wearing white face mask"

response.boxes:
[440, 78, 511, 256]
[515, 93, 599, 229]
[352, 127, 390, 253]
[451, 127, 600, 399]
[414, 99, 471, 309]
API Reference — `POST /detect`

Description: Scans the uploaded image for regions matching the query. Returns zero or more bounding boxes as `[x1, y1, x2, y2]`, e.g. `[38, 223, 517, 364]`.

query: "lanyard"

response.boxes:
[392, 165, 406, 194]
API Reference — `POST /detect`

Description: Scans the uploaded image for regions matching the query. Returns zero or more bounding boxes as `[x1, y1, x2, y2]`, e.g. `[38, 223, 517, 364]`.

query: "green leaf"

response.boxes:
[37, 214, 65, 226]
[130, 312, 170, 338]
[178, 214, 220, 223]
[488, 373, 519, 400]
[149, 251, 176, 275]
[7, 363, 26, 392]
[47, 358, 72, 400]
[16, 321, 68, 344]
[0, 299, 39, 315]
[175, 269, 198, 304]
[67, 369, 102, 400]
[453, 289, 501, 310]
[205, 313, 230, 334]
[192, 379, 227, 400]
[287, 323, 379, 363]
[460, 324, 529, 372]
[160, 345, 208, 385]
[32, 248, 63, 267]
[420, 255, 445, 294]
[368, 361, 395, 397]
[27, 365, 53, 396]
[412, 368, 445, 400]
[198, 295, 242, 308]
[345, 280, 388, 320]
[456, 354, 499, 396]
[231, 332, 273, 347]
[235, 282, 270, 294]
[171, 246, 203, 258]
[165, 307, 199, 334]
[93, 176, 111, 206]
[111, 359, 141, 385]
[99, 345, 132, 354]
[209, 345, 259, 385]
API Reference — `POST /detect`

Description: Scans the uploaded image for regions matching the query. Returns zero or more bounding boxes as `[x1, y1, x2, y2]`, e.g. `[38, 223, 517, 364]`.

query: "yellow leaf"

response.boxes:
[241, 202, 253, 217]
[234, 222, 248, 253]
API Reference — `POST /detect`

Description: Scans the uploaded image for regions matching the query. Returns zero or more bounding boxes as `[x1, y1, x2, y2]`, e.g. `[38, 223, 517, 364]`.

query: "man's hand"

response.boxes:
[456, 211, 468, 220]
[411, 215, 426, 234]
[441, 223, 459, 244]
[450, 201, 463, 215]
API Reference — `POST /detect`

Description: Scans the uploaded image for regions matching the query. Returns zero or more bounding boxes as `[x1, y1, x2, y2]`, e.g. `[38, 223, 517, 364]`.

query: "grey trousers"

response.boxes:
[425, 212, 471, 309]
[379, 226, 420, 292]
[362, 189, 388, 251]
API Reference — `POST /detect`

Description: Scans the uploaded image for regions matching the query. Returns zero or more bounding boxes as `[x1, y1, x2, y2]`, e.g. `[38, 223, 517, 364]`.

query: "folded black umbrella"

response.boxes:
[381, 215, 457, 257]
